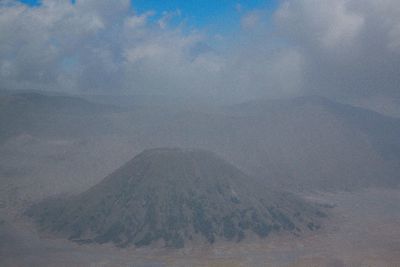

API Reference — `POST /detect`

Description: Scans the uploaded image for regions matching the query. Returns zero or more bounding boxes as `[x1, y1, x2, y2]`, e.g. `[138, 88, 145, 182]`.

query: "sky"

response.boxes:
[2, 0, 400, 103]
[19, 0, 278, 30]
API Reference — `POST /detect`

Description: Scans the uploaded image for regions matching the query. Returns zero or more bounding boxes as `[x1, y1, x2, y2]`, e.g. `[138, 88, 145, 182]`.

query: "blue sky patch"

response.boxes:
[18, 0, 277, 31]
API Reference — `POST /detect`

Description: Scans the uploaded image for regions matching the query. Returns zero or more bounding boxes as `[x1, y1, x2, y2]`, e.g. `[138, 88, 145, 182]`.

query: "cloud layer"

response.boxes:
[275, 0, 400, 99]
[0, 0, 225, 97]
[1, 0, 400, 101]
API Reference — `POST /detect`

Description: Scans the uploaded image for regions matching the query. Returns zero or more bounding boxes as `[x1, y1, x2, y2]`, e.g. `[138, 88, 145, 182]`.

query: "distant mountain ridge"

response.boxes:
[0, 92, 122, 143]
[2, 92, 399, 198]
[224, 96, 400, 190]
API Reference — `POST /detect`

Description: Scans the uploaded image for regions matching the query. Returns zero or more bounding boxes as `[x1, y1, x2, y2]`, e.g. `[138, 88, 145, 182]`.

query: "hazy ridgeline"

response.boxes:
[1, 92, 399, 202]
[1, 0, 400, 266]
[0, 90, 399, 266]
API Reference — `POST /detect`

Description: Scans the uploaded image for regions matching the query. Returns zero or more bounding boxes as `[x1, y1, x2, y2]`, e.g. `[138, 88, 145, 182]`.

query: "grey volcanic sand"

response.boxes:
[1, 187, 399, 267]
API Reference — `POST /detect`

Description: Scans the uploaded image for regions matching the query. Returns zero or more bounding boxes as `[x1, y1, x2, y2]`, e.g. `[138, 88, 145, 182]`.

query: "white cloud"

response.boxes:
[1, 0, 400, 101]
[0, 0, 225, 96]
[276, 0, 364, 50]
[275, 0, 400, 98]
[158, 10, 181, 29]
[241, 11, 262, 30]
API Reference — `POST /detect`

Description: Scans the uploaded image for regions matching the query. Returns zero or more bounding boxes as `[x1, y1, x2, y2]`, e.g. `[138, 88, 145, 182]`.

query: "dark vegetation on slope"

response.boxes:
[27, 148, 326, 248]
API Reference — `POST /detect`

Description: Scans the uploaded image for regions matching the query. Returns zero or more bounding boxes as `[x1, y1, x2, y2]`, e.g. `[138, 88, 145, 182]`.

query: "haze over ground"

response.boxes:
[1, 0, 400, 266]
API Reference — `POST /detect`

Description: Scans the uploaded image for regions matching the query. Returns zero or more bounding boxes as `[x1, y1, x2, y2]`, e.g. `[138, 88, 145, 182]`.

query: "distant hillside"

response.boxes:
[224, 96, 400, 189]
[110, 96, 400, 191]
[0, 92, 122, 143]
[27, 148, 325, 248]
[2, 92, 400, 204]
